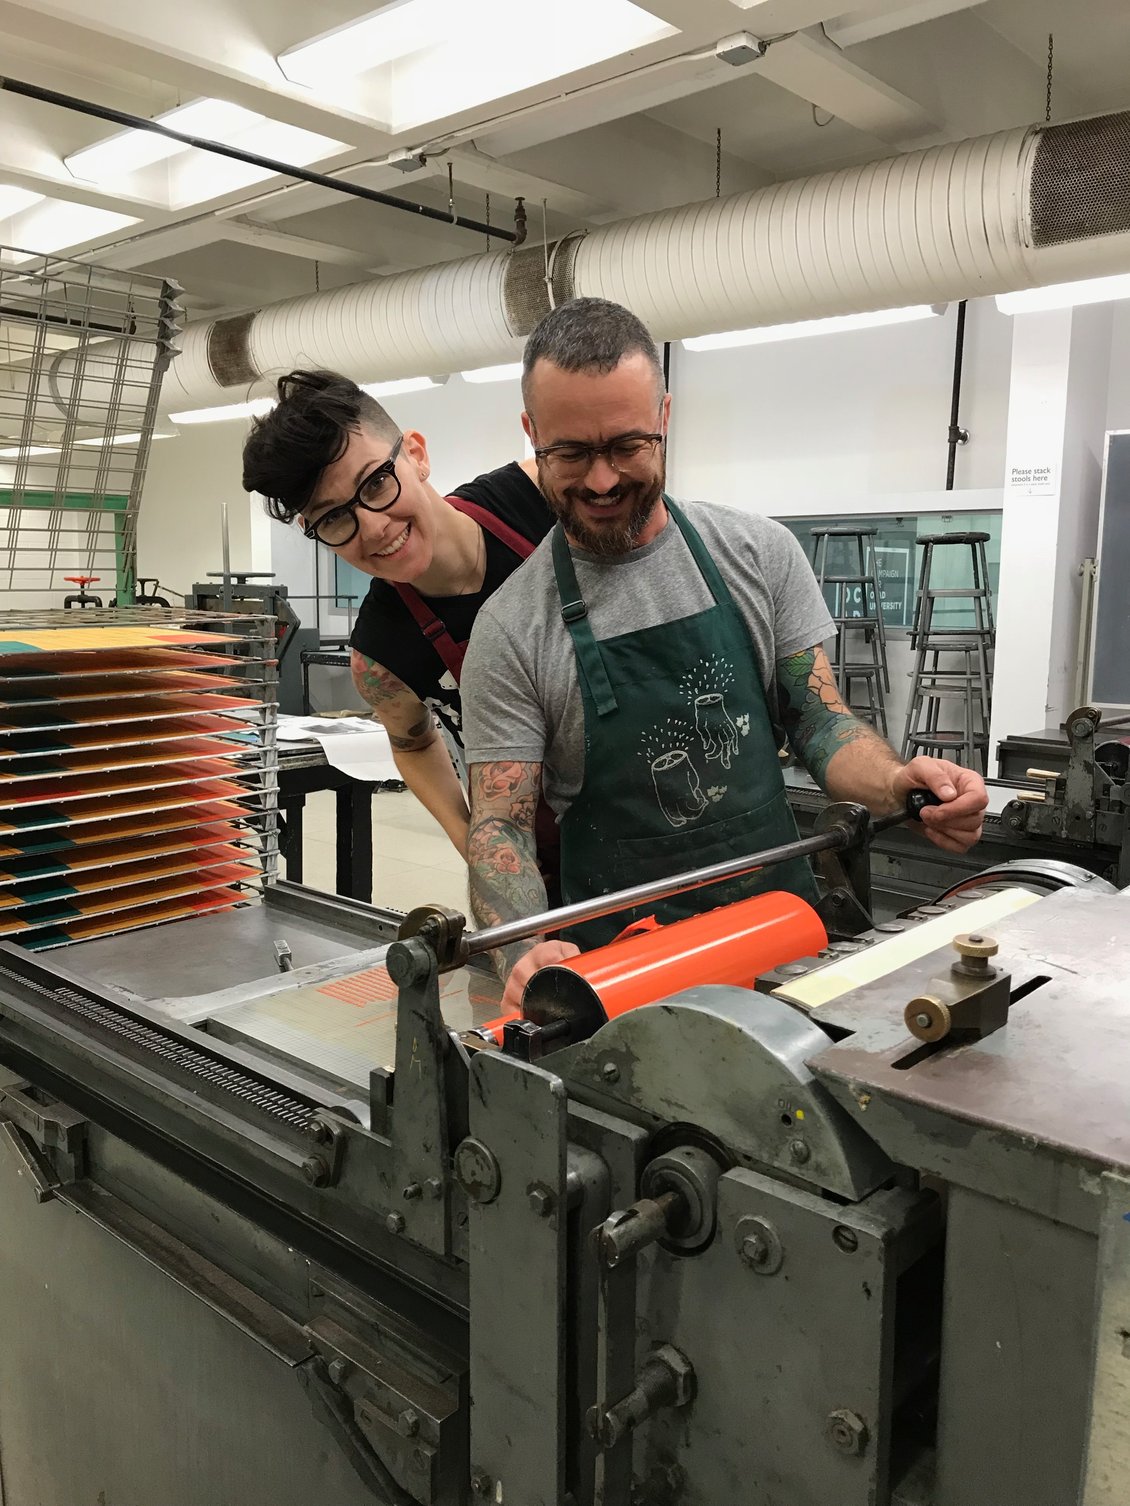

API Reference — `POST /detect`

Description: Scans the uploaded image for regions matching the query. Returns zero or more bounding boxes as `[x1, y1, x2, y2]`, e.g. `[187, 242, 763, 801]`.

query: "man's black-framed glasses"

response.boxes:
[303, 435, 404, 546]
[533, 430, 665, 477]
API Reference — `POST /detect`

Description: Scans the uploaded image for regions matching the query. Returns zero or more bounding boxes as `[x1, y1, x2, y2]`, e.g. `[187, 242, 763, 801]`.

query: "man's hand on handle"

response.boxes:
[891, 756, 988, 853]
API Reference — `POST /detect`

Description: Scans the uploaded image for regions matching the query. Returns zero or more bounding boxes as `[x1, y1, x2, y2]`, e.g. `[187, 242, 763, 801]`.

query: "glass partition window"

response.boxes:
[776, 510, 1002, 631]
[335, 556, 373, 609]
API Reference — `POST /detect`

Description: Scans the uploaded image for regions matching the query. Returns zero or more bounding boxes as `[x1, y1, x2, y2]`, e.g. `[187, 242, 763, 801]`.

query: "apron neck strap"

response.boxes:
[664, 497, 729, 605]
[551, 525, 618, 716]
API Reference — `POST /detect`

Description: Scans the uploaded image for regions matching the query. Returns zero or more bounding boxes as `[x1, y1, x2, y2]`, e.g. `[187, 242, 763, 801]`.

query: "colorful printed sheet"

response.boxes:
[0, 675, 245, 708]
[0, 715, 249, 752]
[0, 824, 249, 883]
[20, 887, 244, 950]
[0, 844, 251, 908]
[0, 801, 249, 857]
[0, 628, 242, 657]
[1, 622, 268, 949]
[0, 862, 259, 936]
[0, 647, 242, 676]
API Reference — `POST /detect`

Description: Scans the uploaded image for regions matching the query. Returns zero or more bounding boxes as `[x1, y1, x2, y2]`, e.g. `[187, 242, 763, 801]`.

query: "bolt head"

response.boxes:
[301, 1155, 330, 1188]
[789, 1138, 811, 1165]
[826, 1408, 869, 1456]
[453, 1136, 501, 1204]
[742, 1233, 768, 1266]
[326, 1357, 349, 1385]
[527, 1183, 555, 1217]
[402, 1183, 423, 1201]
[470, 1469, 492, 1496]
[601, 1060, 621, 1084]
[386, 1211, 406, 1235]
[832, 1225, 859, 1254]
[397, 1407, 420, 1438]
[305, 1117, 331, 1144]
[386, 940, 427, 987]
[954, 931, 999, 960]
[424, 1176, 443, 1200]
[914, 1012, 932, 1029]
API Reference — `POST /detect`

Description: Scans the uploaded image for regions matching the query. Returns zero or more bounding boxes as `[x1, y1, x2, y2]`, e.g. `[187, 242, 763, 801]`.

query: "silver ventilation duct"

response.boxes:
[47, 110, 1130, 420]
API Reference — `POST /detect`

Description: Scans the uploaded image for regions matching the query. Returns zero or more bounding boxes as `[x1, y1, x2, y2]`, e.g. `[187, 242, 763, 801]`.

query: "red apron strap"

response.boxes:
[445, 493, 536, 561]
[393, 493, 537, 681]
[393, 582, 468, 680]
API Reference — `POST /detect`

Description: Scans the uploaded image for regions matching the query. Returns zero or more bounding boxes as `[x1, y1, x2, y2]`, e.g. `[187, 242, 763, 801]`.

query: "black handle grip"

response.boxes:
[905, 789, 943, 821]
[869, 788, 944, 835]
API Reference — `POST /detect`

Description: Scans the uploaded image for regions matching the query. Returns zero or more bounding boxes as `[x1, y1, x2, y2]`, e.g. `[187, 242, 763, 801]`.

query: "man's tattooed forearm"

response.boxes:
[775, 647, 884, 787]
[467, 762, 546, 979]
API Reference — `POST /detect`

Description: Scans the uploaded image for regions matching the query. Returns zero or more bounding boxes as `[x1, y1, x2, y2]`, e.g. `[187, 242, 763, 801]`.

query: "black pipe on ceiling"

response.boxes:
[0, 74, 517, 244]
[945, 299, 970, 489]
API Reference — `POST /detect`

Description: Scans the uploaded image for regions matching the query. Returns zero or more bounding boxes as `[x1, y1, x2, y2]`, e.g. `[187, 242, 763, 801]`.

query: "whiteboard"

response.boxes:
[1089, 430, 1130, 711]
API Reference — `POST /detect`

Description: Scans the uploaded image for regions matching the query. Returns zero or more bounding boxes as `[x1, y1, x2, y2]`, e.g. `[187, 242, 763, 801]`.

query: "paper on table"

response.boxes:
[276, 715, 400, 782]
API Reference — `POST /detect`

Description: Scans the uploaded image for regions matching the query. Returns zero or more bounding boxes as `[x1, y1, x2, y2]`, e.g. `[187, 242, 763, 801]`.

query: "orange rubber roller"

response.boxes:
[516, 889, 826, 1044]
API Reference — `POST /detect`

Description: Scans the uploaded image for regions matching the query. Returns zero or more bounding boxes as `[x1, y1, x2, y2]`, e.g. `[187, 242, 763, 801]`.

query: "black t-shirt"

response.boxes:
[350, 461, 553, 755]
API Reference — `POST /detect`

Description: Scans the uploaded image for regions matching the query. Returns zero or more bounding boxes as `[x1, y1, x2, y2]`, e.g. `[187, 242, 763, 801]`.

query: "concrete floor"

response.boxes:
[285, 787, 471, 916]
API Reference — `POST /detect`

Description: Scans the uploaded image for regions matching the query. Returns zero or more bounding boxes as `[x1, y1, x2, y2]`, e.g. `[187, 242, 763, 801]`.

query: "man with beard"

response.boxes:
[460, 297, 989, 1007]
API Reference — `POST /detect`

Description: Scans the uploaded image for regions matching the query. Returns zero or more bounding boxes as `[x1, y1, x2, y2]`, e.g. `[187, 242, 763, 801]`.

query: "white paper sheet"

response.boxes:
[276, 715, 400, 782]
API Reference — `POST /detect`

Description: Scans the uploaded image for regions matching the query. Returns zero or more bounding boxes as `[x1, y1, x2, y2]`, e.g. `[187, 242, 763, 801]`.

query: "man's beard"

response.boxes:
[541, 468, 665, 557]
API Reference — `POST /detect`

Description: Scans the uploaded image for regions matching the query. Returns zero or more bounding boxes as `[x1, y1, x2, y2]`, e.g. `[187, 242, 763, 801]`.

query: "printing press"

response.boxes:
[1, 770, 1129, 1506]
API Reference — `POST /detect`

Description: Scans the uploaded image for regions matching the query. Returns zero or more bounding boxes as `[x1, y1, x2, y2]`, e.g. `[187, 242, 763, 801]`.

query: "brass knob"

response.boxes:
[905, 994, 951, 1042]
[953, 932, 999, 960]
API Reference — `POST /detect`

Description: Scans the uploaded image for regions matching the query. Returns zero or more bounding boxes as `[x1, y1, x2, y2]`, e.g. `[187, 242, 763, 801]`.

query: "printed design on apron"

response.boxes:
[640, 652, 753, 828]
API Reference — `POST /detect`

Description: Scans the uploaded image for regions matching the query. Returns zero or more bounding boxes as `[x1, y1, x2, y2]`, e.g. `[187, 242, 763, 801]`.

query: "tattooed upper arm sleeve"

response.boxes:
[350, 649, 436, 752]
[774, 645, 878, 787]
[467, 759, 548, 976]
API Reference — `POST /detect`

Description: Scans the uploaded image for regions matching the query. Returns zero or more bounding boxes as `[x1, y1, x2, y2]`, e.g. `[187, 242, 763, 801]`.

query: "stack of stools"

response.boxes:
[811, 526, 890, 735]
[901, 531, 994, 772]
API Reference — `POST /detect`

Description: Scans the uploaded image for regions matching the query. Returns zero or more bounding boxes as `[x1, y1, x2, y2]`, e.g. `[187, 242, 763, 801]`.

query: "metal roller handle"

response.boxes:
[463, 791, 941, 960]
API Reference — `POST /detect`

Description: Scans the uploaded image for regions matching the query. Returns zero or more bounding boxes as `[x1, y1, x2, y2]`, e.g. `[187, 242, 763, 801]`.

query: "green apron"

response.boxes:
[552, 499, 819, 949]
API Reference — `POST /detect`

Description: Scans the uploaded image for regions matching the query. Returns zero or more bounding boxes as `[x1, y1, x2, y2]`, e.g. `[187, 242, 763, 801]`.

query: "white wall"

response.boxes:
[667, 298, 1013, 507]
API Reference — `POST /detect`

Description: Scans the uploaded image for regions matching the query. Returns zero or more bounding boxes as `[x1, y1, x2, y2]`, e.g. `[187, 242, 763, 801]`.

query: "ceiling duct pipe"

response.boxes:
[40, 110, 1130, 423]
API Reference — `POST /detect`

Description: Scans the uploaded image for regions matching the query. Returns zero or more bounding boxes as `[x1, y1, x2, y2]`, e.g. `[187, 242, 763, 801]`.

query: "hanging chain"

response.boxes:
[1045, 33, 1054, 123]
[485, 191, 491, 248]
[448, 161, 455, 222]
[314, 259, 320, 293]
[715, 127, 722, 198]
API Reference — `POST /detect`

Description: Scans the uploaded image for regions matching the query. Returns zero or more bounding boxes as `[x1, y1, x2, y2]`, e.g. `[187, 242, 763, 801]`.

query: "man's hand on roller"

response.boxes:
[501, 939, 581, 1013]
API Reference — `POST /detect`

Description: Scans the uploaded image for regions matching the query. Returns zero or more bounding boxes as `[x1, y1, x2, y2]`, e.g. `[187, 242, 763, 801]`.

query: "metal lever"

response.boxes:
[596, 1191, 686, 1269]
[587, 1345, 696, 1450]
[404, 790, 943, 969]
[0, 1118, 58, 1203]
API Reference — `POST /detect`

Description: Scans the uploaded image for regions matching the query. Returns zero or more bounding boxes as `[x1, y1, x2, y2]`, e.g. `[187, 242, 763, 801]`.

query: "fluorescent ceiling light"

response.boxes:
[65, 97, 262, 180]
[168, 398, 276, 425]
[683, 305, 944, 350]
[2, 200, 140, 265]
[76, 432, 174, 447]
[280, 0, 462, 86]
[361, 376, 443, 396]
[0, 432, 174, 459]
[461, 362, 523, 384]
[0, 184, 44, 218]
[994, 273, 1130, 314]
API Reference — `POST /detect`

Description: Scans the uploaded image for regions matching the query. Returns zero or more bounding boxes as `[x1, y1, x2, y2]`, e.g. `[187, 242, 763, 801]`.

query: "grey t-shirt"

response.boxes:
[461, 500, 835, 816]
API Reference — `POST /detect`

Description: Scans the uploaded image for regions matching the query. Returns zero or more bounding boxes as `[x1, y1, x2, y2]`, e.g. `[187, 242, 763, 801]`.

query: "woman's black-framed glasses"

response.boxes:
[303, 435, 404, 546]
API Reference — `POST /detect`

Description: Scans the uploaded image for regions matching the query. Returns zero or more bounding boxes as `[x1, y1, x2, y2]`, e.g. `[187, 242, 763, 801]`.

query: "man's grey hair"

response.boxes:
[521, 296, 666, 410]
